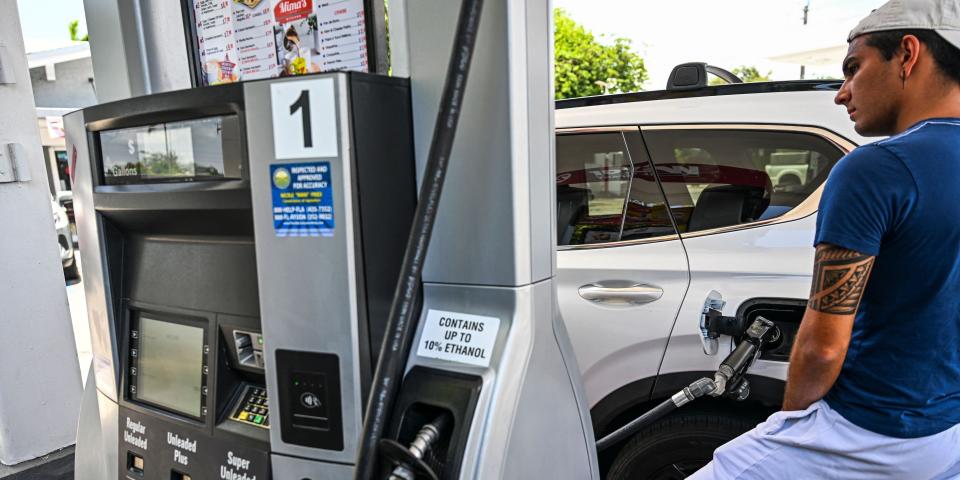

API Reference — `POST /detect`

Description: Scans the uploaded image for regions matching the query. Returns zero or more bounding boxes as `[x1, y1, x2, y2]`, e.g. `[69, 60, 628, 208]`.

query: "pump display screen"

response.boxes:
[135, 317, 205, 418]
[99, 116, 242, 185]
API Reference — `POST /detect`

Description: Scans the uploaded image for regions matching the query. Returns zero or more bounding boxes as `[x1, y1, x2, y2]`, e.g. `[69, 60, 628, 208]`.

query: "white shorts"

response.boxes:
[689, 400, 960, 480]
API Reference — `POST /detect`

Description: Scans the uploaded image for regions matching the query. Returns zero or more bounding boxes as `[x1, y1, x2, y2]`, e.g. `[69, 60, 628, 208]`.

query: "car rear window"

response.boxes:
[642, 129, 844, 234]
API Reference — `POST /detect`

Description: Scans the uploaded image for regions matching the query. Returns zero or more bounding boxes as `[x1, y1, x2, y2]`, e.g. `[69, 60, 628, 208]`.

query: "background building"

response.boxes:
[26, 40, 96, 196]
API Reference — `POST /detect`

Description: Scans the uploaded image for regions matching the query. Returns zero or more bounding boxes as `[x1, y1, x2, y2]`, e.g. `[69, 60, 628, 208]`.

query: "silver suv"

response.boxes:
[555, 78, 867, 478]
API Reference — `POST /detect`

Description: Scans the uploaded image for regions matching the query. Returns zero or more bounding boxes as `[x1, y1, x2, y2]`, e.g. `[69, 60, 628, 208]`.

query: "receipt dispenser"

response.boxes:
[66, 72, 416, 479]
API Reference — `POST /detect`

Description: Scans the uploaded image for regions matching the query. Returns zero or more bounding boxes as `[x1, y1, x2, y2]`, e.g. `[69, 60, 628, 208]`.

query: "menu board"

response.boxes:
[316, 0, 368, 72]
[191, 0, 370, 85]
[194, 0, 240, 84]
[234, 1, 279, 80]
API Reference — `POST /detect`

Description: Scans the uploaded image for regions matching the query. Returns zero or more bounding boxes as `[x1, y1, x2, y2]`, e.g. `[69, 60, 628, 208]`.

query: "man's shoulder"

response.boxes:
[833, 143, 903, 179]
[822, 142, 919, 208]
[875, 118, 960, 151]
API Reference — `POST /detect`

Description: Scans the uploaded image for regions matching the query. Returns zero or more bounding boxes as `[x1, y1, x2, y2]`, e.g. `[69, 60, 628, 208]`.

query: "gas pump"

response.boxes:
[66, 72, 416, 479]
[68, 0, 599, 478]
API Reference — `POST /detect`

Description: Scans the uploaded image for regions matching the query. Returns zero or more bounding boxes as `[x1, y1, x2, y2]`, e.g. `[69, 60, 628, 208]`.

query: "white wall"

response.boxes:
[0, 0, 83, 466]
[82, 0, 192, 102]
[30, 57, 97, 109]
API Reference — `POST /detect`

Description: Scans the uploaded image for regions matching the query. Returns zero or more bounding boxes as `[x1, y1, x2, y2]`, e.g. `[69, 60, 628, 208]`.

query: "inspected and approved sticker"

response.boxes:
[416, 309, 501, 367]
[270, 161, 334, 237]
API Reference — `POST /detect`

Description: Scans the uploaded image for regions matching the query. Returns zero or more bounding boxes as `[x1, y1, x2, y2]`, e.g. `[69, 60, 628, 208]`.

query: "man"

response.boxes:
[691, 1, 960, 478]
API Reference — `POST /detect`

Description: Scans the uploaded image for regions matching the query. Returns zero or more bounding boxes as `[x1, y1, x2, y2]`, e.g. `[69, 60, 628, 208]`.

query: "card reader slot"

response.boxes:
[292, 413, 331, 430]
[232, 329, 265, 369]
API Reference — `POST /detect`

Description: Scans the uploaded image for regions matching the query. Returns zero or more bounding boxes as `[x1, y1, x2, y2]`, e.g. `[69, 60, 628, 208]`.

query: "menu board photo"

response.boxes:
[190, 0, 370, 85]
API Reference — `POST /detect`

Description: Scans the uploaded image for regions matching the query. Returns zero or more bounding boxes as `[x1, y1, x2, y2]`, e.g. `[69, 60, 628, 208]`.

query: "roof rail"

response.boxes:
[555, 80, 843, 110]
[666, 62, 742, 90]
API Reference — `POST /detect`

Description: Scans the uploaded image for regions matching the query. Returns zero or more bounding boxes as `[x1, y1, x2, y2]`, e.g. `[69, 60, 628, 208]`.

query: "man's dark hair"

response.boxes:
[864, 29, 960, 85]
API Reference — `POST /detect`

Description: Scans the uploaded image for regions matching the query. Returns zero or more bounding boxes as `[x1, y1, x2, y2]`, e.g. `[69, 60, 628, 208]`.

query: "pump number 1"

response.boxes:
[271, 78, 339, 160]
[290, 90, 313, 147]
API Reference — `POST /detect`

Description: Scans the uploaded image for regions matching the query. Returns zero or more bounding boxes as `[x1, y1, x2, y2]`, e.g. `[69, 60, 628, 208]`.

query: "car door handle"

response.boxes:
[578, 283, 663, 305]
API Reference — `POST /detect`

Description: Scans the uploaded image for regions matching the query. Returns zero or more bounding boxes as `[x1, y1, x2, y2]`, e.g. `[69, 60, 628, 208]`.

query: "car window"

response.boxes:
[556, 131, 675, 246]
[642, 129, 844, 234]
[621, 131, 678, 242]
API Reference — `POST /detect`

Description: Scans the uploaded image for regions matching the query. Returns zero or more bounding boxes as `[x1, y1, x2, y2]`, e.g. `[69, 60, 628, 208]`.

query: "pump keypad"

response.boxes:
[232, 386, 269, 428]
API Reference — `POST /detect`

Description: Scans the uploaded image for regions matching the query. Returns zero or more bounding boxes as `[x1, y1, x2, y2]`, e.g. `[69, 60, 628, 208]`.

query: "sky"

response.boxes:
[16, 0, 88, 51]
[554, 0, 883, 90]
[15, 0, 883, 90]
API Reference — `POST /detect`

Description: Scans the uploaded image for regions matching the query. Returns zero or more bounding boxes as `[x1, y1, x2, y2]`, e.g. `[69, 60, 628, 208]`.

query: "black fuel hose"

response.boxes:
[596, 319, 779, 452]
[596, 377, 716, 452]
[354, 1, 485, 479]
[596, 398, 677, 452]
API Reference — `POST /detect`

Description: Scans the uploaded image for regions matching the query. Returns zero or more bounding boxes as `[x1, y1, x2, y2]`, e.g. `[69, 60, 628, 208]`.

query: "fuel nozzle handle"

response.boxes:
[711, 317, 780, 396]
[380, 414, 450, 480]
[597, 317, 782, 452]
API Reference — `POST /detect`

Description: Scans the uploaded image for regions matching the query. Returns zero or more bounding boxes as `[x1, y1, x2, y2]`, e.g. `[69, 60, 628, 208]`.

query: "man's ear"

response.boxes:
[900, 34, 922, 79]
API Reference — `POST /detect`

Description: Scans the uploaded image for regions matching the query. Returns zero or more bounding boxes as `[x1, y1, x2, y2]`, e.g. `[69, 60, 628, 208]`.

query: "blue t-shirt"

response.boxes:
[816, 118, 960, 438]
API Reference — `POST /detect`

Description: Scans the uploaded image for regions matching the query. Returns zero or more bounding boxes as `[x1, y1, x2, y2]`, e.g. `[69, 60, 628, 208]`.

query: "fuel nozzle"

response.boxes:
[380, 414, 450, 480]
[596, 317, 782, 452]
[710, 317, 781, 398]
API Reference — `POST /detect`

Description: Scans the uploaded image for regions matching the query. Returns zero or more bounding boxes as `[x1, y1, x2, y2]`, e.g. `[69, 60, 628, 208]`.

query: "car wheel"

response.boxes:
[64, 262, 80, 282]
[606, 411, 757, 480]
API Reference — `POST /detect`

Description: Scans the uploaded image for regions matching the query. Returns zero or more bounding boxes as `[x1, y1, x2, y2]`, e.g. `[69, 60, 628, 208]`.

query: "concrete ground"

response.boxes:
[0, 446, 74, 480]
[66, 258, 92, 385]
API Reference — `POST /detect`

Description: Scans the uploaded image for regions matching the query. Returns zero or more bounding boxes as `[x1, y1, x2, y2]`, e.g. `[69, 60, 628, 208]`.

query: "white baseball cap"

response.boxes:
[848, 0, 960, 51]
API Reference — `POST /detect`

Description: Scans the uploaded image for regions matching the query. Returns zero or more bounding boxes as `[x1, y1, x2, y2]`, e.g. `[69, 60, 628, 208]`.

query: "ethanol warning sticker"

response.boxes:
[270, 162, 334, 237]
[416, 309, 501, 367]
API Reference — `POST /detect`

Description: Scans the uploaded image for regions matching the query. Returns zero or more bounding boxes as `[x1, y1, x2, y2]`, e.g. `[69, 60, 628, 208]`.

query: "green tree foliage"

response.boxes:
[68, 20, 89, 42]
[142, 153, 188, 177]
[731, 66, 772, 82]
[709, 65, 772, 85]
[554, 9, 647, 99]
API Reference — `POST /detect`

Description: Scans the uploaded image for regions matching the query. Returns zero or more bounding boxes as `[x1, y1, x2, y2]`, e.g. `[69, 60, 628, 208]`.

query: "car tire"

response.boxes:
[606, 410, 757, 480]
[64, 262, 80, 283]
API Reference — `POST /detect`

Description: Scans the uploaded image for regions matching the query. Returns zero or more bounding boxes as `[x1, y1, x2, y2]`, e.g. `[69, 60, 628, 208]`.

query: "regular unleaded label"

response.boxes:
[416, 309, 501, 367]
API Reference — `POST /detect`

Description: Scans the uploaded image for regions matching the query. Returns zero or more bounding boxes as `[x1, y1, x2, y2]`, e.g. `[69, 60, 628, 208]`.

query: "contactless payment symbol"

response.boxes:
[300, 392, 321, 409]
[273, 167, 292, 189]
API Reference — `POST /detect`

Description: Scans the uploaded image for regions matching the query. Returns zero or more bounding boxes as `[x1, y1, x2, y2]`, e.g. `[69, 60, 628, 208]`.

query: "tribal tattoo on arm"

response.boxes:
[808, 244, 876, 315]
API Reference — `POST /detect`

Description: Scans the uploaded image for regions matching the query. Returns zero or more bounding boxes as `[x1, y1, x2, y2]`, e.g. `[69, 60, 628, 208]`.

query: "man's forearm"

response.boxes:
[783, 244, 872, 411]
[782, 332, 846, 411]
